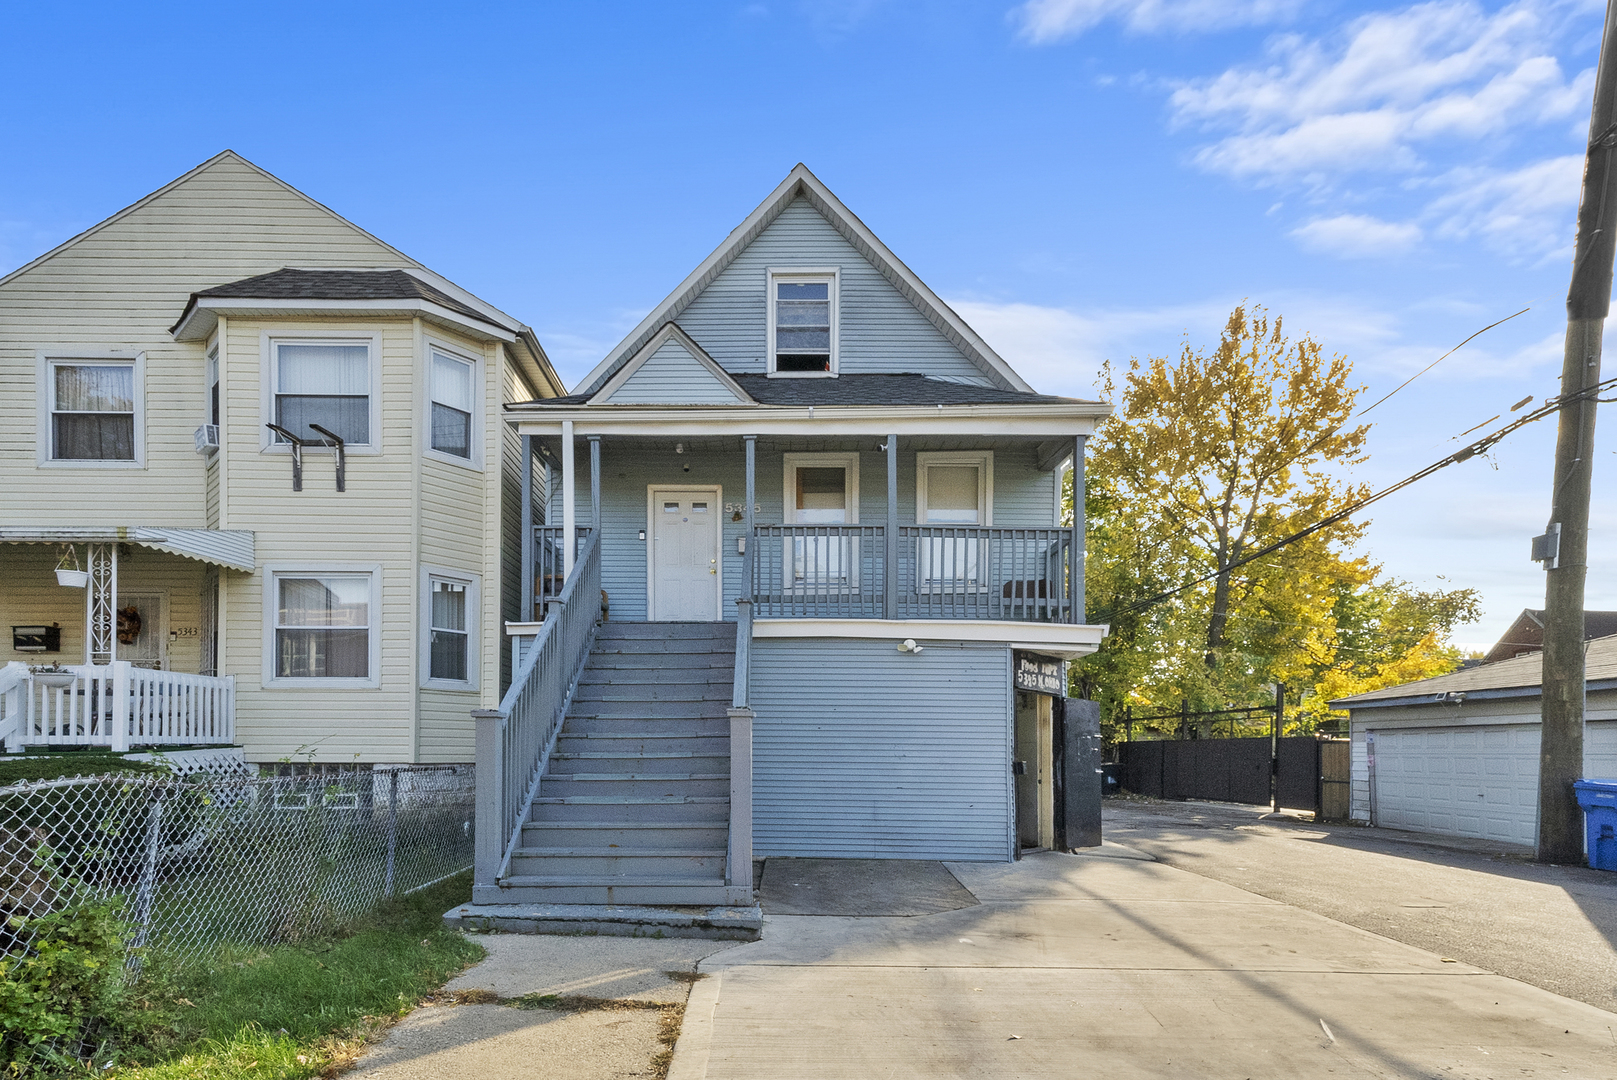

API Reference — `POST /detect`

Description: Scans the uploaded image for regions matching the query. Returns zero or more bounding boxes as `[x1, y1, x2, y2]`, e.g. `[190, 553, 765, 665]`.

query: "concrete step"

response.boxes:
[507, 848, 726, 878]
[490, 877, 737, 906]
[520, 820, 729, 849]
[555, 732, 730, 754]
[541, 775, 729, 798]
[549, 752, 729, 775]
[447, 902, 762, 941]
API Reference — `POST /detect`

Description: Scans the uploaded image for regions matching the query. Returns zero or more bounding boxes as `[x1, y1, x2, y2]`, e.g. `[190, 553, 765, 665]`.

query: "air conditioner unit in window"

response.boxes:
[194, 424, 220, 453]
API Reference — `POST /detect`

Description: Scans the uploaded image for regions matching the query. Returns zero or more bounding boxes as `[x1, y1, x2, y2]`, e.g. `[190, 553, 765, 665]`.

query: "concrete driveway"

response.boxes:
[669, 845, 1617, 1079]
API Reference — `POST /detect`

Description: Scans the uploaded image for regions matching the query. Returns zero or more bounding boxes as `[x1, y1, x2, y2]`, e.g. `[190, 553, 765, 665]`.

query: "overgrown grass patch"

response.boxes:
[107, 872, 482, 1078]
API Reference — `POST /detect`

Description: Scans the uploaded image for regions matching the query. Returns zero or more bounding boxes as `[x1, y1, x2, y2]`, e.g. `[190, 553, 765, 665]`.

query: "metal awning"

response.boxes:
[0, 527, 255, 572]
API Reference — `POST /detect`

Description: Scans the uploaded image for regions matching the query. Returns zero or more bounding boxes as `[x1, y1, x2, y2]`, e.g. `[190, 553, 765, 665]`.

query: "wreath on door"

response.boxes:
[116, 606, 143, 646]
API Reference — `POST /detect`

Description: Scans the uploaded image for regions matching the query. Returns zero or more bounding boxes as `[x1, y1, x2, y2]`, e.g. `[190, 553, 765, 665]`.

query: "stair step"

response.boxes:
[542, 777, 729, 797]
[595, 623, 734, 639]
[549, 772, 728, 782]
[514, 847, 723, 858]
[508, 849, 726, 878]
[553, 751, 718, 759]
[501, 875, 729, 887]
[579, 669, 734, 685]
[590, 640, 737, 656]
[535, 795, 729, 804]
[573, 687, 730, 703]
[569, 701, 729, 719]
[521, 821, 729, 848]
[488, 880, 741, 906]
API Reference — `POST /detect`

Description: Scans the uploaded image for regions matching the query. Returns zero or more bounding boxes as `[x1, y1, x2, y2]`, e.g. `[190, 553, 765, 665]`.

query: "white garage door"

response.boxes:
[1370, 725, 1540, 845]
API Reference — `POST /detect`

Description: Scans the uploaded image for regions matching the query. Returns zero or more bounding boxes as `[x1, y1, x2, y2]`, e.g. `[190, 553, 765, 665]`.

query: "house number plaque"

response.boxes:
[1013, 652, 1065, 696]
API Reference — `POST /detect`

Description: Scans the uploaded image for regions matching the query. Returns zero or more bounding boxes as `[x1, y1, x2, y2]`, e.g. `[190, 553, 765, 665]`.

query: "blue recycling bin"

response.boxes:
[1573, 780, 1617, 871]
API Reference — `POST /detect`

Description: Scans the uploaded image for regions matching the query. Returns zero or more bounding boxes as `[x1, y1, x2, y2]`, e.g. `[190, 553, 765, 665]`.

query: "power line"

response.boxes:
[1356, 307, 1530, 417]
[1094, 375, 1617, 623]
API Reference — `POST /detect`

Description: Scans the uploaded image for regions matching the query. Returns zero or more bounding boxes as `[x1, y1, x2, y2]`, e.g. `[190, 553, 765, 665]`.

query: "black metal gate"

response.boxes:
[1116, 737, 1323, 814]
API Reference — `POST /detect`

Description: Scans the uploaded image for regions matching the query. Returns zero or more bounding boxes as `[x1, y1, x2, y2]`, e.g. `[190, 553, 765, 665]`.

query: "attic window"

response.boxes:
[768, 269, 838, 377]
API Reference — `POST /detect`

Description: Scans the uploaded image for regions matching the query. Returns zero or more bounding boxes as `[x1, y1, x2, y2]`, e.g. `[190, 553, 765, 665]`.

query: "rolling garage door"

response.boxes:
[1370, 725, 1540, 845]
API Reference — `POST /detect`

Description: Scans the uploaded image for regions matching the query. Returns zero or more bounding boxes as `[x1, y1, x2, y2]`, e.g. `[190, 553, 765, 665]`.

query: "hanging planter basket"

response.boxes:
[31, 665, 76, 688]
[55, 544, 88, 588]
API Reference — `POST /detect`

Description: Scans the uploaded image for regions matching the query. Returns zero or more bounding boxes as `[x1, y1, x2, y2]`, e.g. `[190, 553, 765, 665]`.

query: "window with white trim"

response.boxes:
[48, 359, 136, 461]
[206, 347, 220, 428]
[782, 453, 859, 588]
[916, 452, 992, 589]
[271, 340, 372, 445]
[768, 269, 838, 376]
[273, 573, 372, 679]
[429, 348, 474, 459]
[429, 577, 469, 681]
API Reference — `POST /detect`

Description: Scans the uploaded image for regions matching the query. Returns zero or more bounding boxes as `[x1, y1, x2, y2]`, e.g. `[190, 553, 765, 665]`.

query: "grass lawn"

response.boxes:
[110, 873, 483, 1079]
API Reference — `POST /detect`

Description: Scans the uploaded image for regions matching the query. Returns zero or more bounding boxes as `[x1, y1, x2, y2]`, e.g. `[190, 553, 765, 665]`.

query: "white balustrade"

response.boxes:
[5, 662, 235, 751]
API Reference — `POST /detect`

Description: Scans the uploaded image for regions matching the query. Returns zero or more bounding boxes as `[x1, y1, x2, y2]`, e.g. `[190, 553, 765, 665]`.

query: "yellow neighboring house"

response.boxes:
[0, 151, 563, 765]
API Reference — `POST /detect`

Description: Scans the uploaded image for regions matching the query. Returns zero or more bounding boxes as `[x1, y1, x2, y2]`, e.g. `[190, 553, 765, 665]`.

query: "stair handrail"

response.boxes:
[731, 599, 753, 711]
[474, 528, 603, 893]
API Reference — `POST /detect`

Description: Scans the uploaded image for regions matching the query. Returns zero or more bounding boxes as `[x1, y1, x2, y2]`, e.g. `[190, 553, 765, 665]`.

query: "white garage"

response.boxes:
[1335, 636, 1617, 848]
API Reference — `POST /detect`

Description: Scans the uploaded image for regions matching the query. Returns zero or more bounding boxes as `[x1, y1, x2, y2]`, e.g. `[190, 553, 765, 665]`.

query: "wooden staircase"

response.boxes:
[498, 622, 739, 905]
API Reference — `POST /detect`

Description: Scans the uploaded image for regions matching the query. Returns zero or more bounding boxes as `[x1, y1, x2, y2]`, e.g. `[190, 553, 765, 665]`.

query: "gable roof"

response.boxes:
[1481, 608, 1617, 664]
[1, 150, 565, 397]
[1331, 633, 1617, 708]
[536, 372, 1085, 408]
[574, 164, 1036, 397]
[593, 323, 754, 405]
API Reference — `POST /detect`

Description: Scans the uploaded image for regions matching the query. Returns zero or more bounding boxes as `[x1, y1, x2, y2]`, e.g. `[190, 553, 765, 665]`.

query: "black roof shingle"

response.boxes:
[188, 268, 491, 325]
[526, 373, 1089, 408]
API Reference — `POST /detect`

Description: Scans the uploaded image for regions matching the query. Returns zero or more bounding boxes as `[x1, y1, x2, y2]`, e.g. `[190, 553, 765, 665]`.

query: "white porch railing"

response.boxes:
[0, 661, 235, 752]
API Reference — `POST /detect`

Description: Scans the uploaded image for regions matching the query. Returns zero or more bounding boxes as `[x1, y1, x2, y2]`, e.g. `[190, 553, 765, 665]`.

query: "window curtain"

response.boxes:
[52, 364, 134, 460]
[430, 353, 472, 457]
[429, 580, 468, 680]
[276, 576, 369, 678]
[275, 344, 369, 443]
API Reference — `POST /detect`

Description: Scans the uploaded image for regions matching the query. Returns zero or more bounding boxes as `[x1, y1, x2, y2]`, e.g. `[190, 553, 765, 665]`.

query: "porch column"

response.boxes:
[1070, 435, 1087, 623]
[86, 543, 117, 665]
[885, 435, 898, 620]
[588, 436, 602, 534]
[562, 420, 576, 579]
[520, 435, 534, 621]
[743, 436, 756, 599]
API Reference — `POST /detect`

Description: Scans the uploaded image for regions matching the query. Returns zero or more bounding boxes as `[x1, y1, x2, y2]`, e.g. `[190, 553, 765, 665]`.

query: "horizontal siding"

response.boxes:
[0, 544, 204, 671]
[418, 688, 477, 762]
[674, 198, 989, 382]
[751, 637, 1012, 861]
[571, 443, 1060, 619]
[0, 155, 412, 523]
[599, 339, 746, 404]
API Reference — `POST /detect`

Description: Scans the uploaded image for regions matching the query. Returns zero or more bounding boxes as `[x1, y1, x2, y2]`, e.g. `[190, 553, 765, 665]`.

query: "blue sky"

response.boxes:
[2, 0, 1611, 648]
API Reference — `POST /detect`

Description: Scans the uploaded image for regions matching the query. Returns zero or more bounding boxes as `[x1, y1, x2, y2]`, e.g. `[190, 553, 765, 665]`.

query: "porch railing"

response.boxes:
[534, 526, 594, 613]
[475, 528, 603, 896]
[0, 661, 236, 752]
[748, 525, 1078, 622]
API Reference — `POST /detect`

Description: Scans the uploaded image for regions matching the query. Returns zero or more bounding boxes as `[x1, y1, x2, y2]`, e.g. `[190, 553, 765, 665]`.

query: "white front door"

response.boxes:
[117, 593, 166, 669]
[649, 487, 721, 621]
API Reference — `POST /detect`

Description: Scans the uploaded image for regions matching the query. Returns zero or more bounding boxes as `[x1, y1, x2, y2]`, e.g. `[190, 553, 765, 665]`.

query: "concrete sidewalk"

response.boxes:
[670, 849, 1617, 1079]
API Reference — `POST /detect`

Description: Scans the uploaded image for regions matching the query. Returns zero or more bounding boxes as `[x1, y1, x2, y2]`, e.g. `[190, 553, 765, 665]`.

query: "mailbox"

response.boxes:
[12, 625, 62, 653]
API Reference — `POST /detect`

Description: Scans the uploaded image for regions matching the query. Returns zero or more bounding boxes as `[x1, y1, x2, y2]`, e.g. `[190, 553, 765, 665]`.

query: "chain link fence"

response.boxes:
[3, 763, 473, 964]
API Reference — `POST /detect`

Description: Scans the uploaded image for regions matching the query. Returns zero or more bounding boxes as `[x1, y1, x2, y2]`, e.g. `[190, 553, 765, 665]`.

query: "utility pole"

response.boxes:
[1539, 0, 1617, 863]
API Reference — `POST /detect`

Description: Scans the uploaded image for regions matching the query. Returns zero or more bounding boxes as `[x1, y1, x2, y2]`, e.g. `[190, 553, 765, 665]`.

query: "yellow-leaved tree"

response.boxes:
[1073, 304, 1478, 737]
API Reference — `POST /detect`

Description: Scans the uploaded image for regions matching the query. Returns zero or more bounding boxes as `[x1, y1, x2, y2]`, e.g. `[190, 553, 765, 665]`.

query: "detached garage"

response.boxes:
[1332, 635, 1617, 847]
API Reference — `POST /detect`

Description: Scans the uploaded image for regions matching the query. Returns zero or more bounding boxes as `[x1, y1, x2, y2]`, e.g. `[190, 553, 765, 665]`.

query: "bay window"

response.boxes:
[429, 348, 475, 460]
[271, 339, 372, 445]
[268, 570, 376, 684]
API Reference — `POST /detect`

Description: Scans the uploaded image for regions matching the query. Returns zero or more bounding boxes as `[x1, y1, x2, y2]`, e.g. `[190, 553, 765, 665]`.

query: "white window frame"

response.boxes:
[915, 452, 993, 593]
[782, 452, 860, 592]
[915, 451, 994, 526]
[766, 267, 840, 379]
[261, 564, 383, 689]
[259, 332, 383, 454]
[420, 565, 480, 690]
[423, 339, 483, 470]
[35, 350, 146, 468]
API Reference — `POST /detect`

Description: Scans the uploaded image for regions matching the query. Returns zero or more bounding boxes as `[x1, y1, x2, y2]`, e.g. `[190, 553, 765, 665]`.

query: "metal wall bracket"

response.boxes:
[309, 424, 346, 492]
[265, 424, 305, 491]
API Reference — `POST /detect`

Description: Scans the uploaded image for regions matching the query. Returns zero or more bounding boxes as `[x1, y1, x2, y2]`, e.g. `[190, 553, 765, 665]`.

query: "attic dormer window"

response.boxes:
[768, 268, 838, 377]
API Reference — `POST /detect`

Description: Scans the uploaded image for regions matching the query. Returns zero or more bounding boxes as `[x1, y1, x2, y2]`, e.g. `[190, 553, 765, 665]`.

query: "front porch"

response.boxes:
[0, 529, 249, 752]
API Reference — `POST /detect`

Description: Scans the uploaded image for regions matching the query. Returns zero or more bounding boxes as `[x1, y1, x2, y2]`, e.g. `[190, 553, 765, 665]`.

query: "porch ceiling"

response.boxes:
[0, 528, 255, 572]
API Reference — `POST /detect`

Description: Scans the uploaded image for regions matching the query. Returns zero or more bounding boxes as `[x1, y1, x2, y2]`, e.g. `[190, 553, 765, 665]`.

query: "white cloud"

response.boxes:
[1426, 154, 1582, 258]
[1016, 0, 1299, 41]
[1170, 1, 1592, 184]
[1290, 214, 1423, 258]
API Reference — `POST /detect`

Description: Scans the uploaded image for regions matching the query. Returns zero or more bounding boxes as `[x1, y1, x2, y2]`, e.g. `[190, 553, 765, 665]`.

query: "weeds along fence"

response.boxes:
[1, 764, 474, 965]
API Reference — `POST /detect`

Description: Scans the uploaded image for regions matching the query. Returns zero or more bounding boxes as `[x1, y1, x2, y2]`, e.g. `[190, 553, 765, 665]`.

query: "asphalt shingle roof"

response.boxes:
[192, 268, 490, 324]
[1332, 633, 1617, 706]
[526, 373, 1091, 408]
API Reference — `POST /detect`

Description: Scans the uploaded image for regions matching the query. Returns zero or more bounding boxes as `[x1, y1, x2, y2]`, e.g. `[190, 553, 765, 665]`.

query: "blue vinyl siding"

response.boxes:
[675, 197, 992, 383]
[597, 338, 748, 404]
[750, 637, 1014, 860]
[557, 443, 1062, 620]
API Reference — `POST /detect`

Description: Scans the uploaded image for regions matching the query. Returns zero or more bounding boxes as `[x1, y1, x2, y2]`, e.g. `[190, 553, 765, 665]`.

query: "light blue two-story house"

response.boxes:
[467, 166, 1110, 922]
